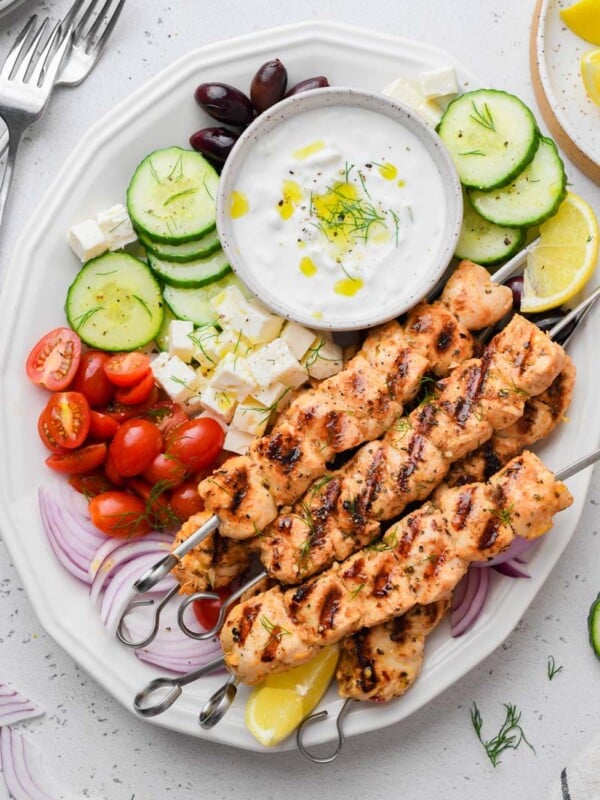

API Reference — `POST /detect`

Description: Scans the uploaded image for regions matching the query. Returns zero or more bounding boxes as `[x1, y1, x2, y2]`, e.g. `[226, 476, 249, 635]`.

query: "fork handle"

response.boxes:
[0, 121, 24, 233]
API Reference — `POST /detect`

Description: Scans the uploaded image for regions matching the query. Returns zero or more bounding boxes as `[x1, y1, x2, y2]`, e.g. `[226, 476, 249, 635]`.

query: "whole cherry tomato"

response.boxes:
[104, 450, 125, 487]
[100, 386, 159, 423]
[170, 479, 204, 520]
[89, 490, 151, 538]
[142, 452, 186, 489]
[104, 352, 151, 387]
[166, 418, 224, 472]
[68, 471, 115, 497]
[45, 443, 107, 474]
[71, 350, 115, 406]
[26, 327, 81, 391]
[144, 400, 188, 437]
[88, 410, 120, 440]
[127, 478, 175, 530]
[40, 391, 90, 450]
[109, 418, 162, 476]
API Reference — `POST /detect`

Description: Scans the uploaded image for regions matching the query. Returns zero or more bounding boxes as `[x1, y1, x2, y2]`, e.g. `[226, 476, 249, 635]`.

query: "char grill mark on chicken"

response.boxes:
[220, 451, 572, 684]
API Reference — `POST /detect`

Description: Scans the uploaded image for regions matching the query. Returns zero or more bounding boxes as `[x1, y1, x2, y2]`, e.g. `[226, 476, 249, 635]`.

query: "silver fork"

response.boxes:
[0, 16, 73, 231]
[0, 0, 126, 154]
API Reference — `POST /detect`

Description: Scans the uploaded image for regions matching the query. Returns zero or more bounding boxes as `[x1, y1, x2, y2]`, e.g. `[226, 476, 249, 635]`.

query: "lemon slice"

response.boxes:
[245, 645, 339, 747]
[561, 0, 600, 46]
[521, 192, 599, 313]
[581, 49, 600, 106]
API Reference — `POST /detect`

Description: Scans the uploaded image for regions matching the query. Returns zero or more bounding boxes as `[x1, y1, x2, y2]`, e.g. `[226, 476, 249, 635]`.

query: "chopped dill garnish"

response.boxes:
[164, 187, 198, 206]
[260, 614, 291, 640]
[133, 295, 152, 317]
[547, 655, 563, 681]
[470, 702, 534, 767]
[469, 100, 496, 132]
[458, 150, 487, 157]
[72, 306, 102, 331]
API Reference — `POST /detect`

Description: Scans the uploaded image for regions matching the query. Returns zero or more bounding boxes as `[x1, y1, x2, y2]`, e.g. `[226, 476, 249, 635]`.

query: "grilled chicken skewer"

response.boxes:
[197, 261, 512, 541]
[220, 449, 573, 685]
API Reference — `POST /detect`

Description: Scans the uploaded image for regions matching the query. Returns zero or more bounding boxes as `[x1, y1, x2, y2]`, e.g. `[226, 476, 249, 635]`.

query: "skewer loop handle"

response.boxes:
[296, 698, 353, 764]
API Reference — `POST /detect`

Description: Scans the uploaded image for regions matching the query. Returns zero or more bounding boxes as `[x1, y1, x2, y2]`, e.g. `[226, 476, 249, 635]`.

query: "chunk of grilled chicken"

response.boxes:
[440, 260, 512, 331]
[220, 451, 572, 684]
[260, 316, 568, 584]
[337, 599, 450, 703]
[198, 262, 512, 540]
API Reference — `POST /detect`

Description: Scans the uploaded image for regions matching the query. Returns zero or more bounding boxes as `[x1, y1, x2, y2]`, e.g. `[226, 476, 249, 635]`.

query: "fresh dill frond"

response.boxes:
[470, 702, 535, 767]
[469, 100, 496, 132]
[547, 655, 563, 681]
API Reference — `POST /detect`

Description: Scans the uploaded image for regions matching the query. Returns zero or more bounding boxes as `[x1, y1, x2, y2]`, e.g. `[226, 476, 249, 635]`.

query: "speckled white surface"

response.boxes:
[1, 2, 599, 799]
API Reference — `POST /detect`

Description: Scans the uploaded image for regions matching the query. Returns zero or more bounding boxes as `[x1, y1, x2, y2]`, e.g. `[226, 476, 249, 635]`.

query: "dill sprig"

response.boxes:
[469, 100, 496, 132]
[72, 305, 102, 331]
[164, 187, 198, 206]
[260, 614, 291, 640]
[367, 529, 398, 552]
[458, 150, 487, 157]
[547, 655, 563, 681]
[470, 702, 535, 767]
[489, 504, 514, 526]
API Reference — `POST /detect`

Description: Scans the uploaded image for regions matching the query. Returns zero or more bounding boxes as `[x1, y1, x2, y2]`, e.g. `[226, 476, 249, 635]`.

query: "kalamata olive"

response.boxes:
[194, 82, 254, 127]
[189, 127, 240, 164]
[524, 308, 577, 343]
[250, 59, 288, 113]
[503, 275, 523, 310]
[284, 76, 330, 97]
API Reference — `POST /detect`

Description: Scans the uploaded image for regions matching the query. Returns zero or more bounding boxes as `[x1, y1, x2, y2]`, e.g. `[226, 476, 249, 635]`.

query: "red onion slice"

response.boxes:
[0, 685, 42, 728]
[493, 559, 531, 579]
[451, 567, 490, 637]
[89, 535, 172, 606]
[0, 727, 62, 800]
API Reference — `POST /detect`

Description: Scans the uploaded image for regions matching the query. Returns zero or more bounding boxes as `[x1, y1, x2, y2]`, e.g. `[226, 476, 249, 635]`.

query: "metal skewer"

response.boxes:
[133, 655, 225, 717]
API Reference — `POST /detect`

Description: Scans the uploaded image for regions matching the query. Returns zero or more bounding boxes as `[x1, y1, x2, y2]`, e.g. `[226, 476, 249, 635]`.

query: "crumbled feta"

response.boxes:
[151, 355, 198, 404]
[280, 321, 317, 361]
[382, 76, 425, 109]
[168, 319, 195, 363]
[253, 381, 289, 408]
[418, 67, 458, 100]
[224, 426, 255, 455]
[200, 386, 237, 423]
[210, 353, 256, 401]
[416, 99, 443, 126]
[232, 399, 269, 436]
[303, 337, 343, 380]
[96, 204, 137, 251]
[248, 339, 308, 389]
[211, 286, 283, 345]
[190, 324, 220, 373]
[67, 219, 109, 261]
[213, 327, 254, 360]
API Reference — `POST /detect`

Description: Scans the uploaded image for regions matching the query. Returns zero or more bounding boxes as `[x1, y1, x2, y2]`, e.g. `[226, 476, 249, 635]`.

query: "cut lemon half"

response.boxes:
[581, 49, 600, 106]
[560, 0, 600, 46]
[245, 645, 339, 747]
[521, 192, 599, 313]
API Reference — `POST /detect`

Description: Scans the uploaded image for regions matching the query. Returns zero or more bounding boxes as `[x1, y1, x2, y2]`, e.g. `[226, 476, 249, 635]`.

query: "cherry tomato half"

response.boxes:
[166, 418, 224, 472]
[127, 478, 175, 530]
[142, 452, 186, 489]
[170, 479, 204, 520]
[99, 386, 159, 423]
[193, 585, 233, 631]
[45, 443, 107, 474]
[109, 418, 162, 477]
[41, 391, 90, 450]
[88, 410, 120, 440]
[104, 450, 125, 487]
[144, 400, 188, 437]
[89, 490, 151, 538]
[26, 327, 82, 391]
[71, 350, 115, 406]
[37, 407, 67, 453]
[104, 352, 151, 387]
[68, 471, 115, 498]
[115, 371, 155, 405]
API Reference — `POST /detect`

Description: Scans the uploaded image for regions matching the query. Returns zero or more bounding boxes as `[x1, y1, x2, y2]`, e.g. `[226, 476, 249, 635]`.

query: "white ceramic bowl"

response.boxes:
[216, 87, 463, 331]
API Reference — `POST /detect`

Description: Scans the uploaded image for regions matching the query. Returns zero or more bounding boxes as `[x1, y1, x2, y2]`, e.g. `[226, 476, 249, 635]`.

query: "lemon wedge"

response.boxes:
[245, 645, 339, 747]
[581, 49, 600, 105]
[521, 192, 599, 313]
[561, 0, 600, 46]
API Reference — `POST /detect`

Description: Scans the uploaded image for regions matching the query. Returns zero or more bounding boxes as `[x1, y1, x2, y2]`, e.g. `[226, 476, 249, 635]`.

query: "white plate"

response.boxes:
[0, 21, 596, 753]
[533, 0, 600, 180]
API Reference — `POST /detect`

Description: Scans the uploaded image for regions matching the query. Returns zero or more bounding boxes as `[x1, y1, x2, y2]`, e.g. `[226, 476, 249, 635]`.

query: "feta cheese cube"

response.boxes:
[213, 327, 254, 359]
[168, 319, 194, 363]
[210, 353, 256, 401]
[96, 204, 138, 251]
[152, 355, 198, 404]
[247, 339, 308, 389]
[253, 381, 289, 408]
[68, 219, 108, 261]
[200, 386, 237, 423]
[418, 67, 458, 100]
[382, 76, 425, 109]
[232, 399, 269, 436]
[243, 299, 284, 345]
[224, 426, 256, 455]
[416, 99, 443, 127]
[303, 337, 343, 380]
[190, 325, 220, 373]
[181, 372, 209, 416]
[211, 286, 283, 345]
[280, 321, 317, 360]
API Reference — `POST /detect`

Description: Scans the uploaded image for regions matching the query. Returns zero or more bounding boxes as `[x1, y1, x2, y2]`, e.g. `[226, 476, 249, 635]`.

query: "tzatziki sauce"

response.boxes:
[225, 103, 448, 327]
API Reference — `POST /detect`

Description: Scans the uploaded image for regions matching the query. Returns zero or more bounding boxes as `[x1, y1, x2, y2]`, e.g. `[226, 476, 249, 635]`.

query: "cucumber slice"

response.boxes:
[469, 137, 566, 228]
[589, 593, 600, 661]
[66, 253, 164, 351]
[155, 304, 177, 351]
[455, 193, 526, 265]
[139, 228, 221, 262]
[127, 147, 219, 244]
[148, 250, 231, 288]
[163, 272, 249, 326]
[438, 89, 539, 190]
